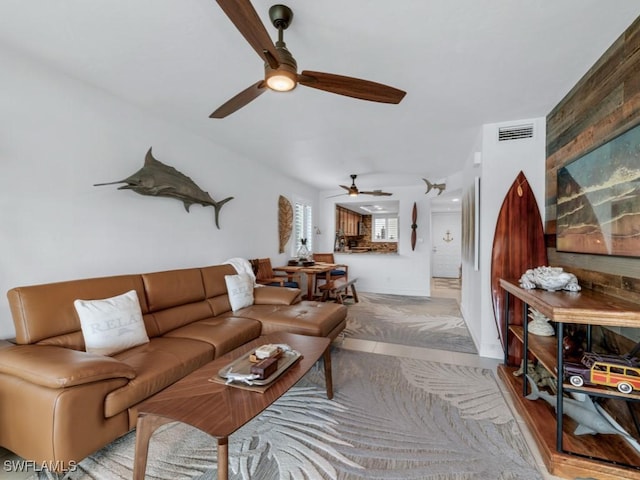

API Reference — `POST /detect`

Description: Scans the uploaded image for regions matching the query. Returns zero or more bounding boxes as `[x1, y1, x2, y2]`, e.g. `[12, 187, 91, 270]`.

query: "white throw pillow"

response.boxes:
[74, 290, 149, 356]
[225, 273, 254, 311]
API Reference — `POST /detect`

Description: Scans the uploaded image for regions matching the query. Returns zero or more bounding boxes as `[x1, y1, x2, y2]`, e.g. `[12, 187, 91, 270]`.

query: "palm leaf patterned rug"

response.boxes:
[34, 349, 541, 479]
[344, 293, 477, 354]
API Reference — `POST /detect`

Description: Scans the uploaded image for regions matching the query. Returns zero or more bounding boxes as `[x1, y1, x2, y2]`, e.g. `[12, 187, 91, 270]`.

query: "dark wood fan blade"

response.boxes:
[216, 0, 280, 69]
[339, 185, 351, 191]
[299, 71, 406, 104]
[209, 80, 266, 118]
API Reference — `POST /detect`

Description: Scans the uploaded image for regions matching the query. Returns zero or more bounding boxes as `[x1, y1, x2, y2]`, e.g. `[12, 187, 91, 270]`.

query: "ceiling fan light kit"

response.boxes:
[265, 66, 297, 92]
[338, 174, 392, 197]
[264, 5, 297, 92]
[210, 1, 406, 118]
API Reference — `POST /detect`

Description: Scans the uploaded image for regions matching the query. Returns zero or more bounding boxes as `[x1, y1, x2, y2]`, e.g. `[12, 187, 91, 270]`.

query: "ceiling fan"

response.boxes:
[333, 174, 393, 197]
[210, 2, 407, 118]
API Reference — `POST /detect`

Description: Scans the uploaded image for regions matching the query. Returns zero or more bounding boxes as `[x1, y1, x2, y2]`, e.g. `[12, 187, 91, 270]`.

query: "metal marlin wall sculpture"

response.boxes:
[94, 148, 233, 229]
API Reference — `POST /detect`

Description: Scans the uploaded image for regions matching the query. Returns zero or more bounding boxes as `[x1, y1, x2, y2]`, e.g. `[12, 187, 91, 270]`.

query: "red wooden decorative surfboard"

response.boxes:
[491, 171, 548, 366]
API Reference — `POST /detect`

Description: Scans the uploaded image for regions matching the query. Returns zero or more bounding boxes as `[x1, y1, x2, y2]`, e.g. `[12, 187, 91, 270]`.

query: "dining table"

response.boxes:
[273, 262, 337, 300]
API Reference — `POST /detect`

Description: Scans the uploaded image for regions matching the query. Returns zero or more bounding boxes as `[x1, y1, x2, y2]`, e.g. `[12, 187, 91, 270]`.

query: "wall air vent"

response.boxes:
[498, 123, 534, 141]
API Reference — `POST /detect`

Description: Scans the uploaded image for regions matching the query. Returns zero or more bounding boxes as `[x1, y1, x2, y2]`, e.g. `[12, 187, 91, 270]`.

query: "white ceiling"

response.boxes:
[1, 1, 639, 192]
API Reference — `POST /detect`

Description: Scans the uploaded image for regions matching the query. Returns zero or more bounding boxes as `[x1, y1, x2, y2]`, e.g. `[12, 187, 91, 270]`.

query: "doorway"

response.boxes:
[431, 211, 462, 277]
[430, 208, 462, 301]
[428, 190, 463, 302]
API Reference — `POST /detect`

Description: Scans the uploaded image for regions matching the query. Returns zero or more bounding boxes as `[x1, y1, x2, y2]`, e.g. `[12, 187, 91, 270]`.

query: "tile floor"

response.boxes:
[0, 280, 563, 479]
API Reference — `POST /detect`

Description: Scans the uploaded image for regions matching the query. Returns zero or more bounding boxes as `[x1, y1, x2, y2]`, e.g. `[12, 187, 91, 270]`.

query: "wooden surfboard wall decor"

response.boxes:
[491, 171, 548, 366]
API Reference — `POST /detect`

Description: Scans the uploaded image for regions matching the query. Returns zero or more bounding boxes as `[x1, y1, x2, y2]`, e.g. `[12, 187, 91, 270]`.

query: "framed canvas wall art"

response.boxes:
[557, 122, 640, 257]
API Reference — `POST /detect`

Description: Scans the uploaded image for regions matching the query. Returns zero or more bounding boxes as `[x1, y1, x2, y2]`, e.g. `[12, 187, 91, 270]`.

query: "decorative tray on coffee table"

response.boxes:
[217, 348, 302, 386]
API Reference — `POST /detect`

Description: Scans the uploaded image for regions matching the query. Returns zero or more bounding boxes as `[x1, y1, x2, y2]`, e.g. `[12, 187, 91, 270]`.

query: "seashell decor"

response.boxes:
[528, 308, 555, 336]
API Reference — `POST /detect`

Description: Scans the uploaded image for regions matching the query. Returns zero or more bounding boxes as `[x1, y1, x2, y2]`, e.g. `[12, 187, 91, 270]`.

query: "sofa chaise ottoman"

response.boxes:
[0, 263, 347, 472]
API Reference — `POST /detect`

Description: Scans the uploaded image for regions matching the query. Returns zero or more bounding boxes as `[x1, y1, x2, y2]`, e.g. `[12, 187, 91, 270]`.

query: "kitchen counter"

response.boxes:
[331, 250, 426, 295]
[335, 250, 398, 255]
[347, 247, 370, 253]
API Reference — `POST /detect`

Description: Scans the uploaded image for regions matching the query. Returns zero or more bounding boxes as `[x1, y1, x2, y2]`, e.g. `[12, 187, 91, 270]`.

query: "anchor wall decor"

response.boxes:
[443, 230, 454, 243]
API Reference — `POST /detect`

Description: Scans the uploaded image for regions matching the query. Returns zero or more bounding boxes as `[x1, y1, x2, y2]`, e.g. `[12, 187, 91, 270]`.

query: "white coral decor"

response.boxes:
[519, 266, 581, 292]
[528, 308, 555, 336]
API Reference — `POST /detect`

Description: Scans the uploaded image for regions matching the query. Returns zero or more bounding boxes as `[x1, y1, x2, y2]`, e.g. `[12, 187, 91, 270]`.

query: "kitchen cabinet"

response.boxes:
[497, 278, 640, 480]
[336, 207, 361, 237]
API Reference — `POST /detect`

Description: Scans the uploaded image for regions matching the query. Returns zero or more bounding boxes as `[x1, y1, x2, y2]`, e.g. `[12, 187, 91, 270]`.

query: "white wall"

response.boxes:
[0, 45, 548, 355]
[460, 117, 546, 359]
[0, 45, 317, 339]
[317, 185, 432, 296]
[459, 132, 484, 354]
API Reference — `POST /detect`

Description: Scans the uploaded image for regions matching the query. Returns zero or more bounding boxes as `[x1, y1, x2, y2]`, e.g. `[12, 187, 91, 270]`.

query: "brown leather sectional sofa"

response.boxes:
[0, 263, 347, 472]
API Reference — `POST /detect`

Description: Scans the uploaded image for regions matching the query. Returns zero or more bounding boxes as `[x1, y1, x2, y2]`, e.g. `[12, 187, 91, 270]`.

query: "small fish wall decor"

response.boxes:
[422, 178, 446, 196]
[94, 147, 233, 229]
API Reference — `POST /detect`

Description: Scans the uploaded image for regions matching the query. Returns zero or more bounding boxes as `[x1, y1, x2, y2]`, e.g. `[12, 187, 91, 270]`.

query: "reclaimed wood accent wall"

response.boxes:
[546, 17, 640, 437]
[546, 15, 640, 301]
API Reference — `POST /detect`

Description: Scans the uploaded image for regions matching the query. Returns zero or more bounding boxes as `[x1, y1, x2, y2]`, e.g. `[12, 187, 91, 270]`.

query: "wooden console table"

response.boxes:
[497, 278, 640, 480]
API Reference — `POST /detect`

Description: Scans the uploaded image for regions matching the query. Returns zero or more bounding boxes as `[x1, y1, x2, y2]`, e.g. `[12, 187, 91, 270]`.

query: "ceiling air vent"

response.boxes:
[498, 123, 534, 141]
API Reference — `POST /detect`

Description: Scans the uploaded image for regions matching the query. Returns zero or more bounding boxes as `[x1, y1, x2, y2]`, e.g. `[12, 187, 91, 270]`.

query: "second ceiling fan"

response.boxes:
[210, 2, 407, 118]
[338, 174, 392, 197]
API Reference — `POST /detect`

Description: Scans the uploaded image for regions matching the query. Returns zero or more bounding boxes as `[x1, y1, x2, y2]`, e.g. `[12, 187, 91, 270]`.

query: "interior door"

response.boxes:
[431, 212, 462, 278]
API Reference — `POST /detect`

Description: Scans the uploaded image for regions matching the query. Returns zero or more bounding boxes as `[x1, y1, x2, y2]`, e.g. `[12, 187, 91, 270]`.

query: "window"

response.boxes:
[372, 215, 398, 242]
[293, 201, 313, 255]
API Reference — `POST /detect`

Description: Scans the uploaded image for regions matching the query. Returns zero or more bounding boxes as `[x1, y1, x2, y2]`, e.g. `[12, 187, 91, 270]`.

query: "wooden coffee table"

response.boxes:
[132, 332, 332, 479]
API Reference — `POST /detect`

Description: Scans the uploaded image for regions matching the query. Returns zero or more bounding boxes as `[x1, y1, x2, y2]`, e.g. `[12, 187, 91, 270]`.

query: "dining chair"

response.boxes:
[312, 253, 348, 293]
[250, 258, 300, 288]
